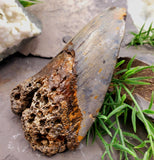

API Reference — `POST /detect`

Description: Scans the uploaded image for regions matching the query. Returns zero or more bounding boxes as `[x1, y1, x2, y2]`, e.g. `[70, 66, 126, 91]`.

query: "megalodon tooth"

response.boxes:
[10, 7, 126, 156]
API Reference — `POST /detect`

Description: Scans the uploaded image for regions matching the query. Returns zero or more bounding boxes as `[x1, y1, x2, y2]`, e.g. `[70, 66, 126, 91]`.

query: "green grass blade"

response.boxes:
[143, 147, 152, 160]
[114, 69, 128, 76]
[129, 23, 154, 46]
[122, 66, 154, 79]
[122, 85, 154, 157]
[121, 94, 126, 104]
[127, 56, 136, 70]
[142, 109, 154, 114]
[127, 76, 154, 81]
[86, 128, 91, 145]
[111, 129, 119, 144]
[123, 79, 150, 85]
[87, 56, 154, 160]
[96, 129, 113, 160]
[146, 120, 154, 138]
[97, 115, 108, 120]
[130, 32, 138, 36]
[92, 122, 97, 144]
[139, 23, 145, 35]
[132, 107, 137, 133]
[98, 118, 112, 137]
[19, 0, 36, 7]
[113, 144, 138, 158]
[116, 116, 129, 160]
[148, 92, 154, 110]
[124, 108, 128, 124]
[106, 104, 127, 119]
[123, 132, 143, 143]
[115, 60, 125, 69]
[146, 23, 153, 37]
[101, 151, 107, 160]
[135, 141, 147, 149]
[124, 138, 144, 155]
[19, 0, 41, 7]
[119, 151, 123, 160]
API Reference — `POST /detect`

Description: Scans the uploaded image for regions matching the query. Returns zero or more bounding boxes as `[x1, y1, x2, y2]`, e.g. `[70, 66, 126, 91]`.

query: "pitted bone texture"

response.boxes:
[10, 51, 83, 156]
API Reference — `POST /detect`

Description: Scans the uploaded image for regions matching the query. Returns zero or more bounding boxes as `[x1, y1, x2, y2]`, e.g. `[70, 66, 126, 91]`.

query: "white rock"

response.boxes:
[127, 0, 154, 30]
[0, 0, 41, 61]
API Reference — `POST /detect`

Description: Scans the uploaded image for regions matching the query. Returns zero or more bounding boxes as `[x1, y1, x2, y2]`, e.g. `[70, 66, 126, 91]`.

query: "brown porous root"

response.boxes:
[10, 50, 83, 156]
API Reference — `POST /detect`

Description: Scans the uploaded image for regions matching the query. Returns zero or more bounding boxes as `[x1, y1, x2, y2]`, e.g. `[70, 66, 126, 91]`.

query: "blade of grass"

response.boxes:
[128, 23, 154, 46]
[86, 128, 91, 145]
[115, 60, 126, 69]
[143, 146, 152, 160]
[135, 141, 147, 149]
[122, 84, 154, 157]
[127, 56, 136, 70]
[19, 0, 41, 7]
[124, 108, 128, 124]
[123, 132, 143, 143]
[96, 128, 113, 160]
[98, 118, 112, 137]
[148, 92, 154, 110]
[114, 69, 128, 76]
[142, 109, 154, 114]
[101, 151, 107, 160]
[110, 128, 119, 153]
[121, 66, 154, 79]
[113, 143, 138, 158]
[106, 104, 127, 120]
[132, 106, 137, 133]
[116, 116, 128, 160]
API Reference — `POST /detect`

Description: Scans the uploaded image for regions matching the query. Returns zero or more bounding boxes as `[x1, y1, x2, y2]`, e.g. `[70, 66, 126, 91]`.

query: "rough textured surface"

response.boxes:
[10, 51, 82, 155]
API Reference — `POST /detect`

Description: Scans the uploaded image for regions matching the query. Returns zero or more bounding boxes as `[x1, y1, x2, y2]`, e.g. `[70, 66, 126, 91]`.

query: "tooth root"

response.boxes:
[11, 51, 83, 155]
[10, 7, 126, 156]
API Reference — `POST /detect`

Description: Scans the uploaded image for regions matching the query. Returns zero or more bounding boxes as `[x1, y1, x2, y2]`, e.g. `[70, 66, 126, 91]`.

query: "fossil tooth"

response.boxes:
[10, 7, 126, 156]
